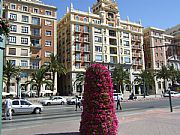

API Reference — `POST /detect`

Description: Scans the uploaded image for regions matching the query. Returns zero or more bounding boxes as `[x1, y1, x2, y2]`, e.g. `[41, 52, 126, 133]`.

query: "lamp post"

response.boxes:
[0, 0, 5, 134]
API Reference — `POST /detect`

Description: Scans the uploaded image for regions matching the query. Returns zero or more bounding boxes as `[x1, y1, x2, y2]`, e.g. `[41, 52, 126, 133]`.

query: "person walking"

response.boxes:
[75, 95, 81, 111]
[4, 96, 13, 120]
[116, 94, 122, 110]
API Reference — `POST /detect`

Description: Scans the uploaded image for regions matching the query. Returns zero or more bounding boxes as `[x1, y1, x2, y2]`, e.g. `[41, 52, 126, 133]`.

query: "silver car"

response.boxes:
[11, 99, 43, 114]
[40, 96, 67, 106]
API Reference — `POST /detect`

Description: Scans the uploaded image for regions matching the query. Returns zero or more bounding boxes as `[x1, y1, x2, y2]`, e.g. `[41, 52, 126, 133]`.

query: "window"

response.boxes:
[94, 36, 102, 42]
[75, 25, 80, 32]
[33, 8, 39, 13]
[21, 49, 28, 56]
[9, 60, 16, 66]
[75, 43, 80, 51]
[31, 39, 40, 46]
[84, 44, 89, 52]
[124, 49, 130, 55]
[45, 51, 51, 57]
[84, 26, 89, 33]
[124, 57, 130, 63]
[75, 16, 79, 21]
[76, 53, 81, 60]
[109, 30, 116, 37]
[32, 28, 40, 36]
[10, 13, 17, 21]
[20, 72, 28, 78]
[84, 35, 89, 42]
[22, 15, 29, 22]
[12, 101, 19, 105]
[75, 34, 79, 41]
[94, 28, 101, 34]
[21, 100, 31, 105]
[158, 82, 161, 89]
[109, 38, 117, 45]
[84, 54, 89, 61]
[75, 63, 80, 69]
[45, 40, 52, 46]
[21, 60, 28, 67]
[95, 46, 102, 52]
[9, 36, 16, 43]
[21, 38, 28, 44]
[45, 30, 52, 36]
[45, 10, 52, 16]
[123, 41, 129, 46]
[21, 26, 28, 33]
[123, 32, 129, 38]
[84, 18, 87, 22]
[95, 55, 102, 61]
[10, 25, 17, 32]
[32, 17, 40, 25]
[10, 4, 16, 9]
[45, 20, 52, 25]
[22, 6, 28, 12]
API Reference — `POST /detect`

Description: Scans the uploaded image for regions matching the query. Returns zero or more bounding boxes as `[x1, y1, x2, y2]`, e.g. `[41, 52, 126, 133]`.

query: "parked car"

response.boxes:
[40, 96, 67, 106]
[67, 96, 83, 105]
[163, 91, 180, 97]
[11, 99, 43, 115]
[113, 93, 123, 101]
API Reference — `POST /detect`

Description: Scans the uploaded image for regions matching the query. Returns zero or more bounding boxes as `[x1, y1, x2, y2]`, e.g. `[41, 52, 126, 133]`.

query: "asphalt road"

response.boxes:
[2, 97, 180, 131]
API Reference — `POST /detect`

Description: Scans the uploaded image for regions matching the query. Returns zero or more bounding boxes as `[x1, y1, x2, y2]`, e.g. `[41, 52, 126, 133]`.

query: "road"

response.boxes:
[2, 97, 180, 134]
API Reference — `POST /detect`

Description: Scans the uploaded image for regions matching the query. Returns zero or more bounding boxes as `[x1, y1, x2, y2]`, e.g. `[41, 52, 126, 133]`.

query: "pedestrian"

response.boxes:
[116, 94, 122, 110]
[75, 95, 82, 111]
[4, 96, 13, 120]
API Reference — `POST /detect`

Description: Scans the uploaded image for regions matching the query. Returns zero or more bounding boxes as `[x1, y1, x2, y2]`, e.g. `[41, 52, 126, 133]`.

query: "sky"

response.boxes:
[42, 0, 180, 29]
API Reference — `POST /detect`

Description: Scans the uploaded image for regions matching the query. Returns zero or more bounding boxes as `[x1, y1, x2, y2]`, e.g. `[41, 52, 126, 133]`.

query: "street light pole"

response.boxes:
[16, 76, 21, 98]
[0, 0, 4, 134]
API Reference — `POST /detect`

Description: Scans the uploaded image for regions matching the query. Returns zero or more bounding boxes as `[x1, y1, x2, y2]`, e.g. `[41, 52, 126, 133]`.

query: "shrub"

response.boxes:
[80, 64, 118, 135]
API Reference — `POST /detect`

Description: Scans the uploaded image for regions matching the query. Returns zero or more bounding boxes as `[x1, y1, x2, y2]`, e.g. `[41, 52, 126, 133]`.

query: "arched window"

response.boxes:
[75, 15, 79, 21]
[84, 17, 87, 22]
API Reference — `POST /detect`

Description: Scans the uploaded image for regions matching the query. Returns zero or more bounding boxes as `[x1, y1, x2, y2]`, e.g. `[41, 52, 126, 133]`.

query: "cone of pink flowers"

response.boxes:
[80, 63, 118, 135]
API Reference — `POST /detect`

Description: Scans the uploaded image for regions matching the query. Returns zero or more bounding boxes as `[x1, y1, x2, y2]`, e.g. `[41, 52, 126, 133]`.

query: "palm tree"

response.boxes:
[3, 60, 20, 93]
[112, 64, 130, 94]
[168, 65, 178, 86]
[26, 66, 52, 97]
[45, 53, 67, 91]
[73, 72, 85, 94]
[156, 65, 170, 92]
[135, 69, 155, 97]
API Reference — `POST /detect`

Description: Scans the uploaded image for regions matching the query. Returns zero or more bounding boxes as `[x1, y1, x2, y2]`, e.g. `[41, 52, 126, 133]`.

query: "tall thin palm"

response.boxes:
[26, 66, 52, 97]
[3, 60, 20, 93]
[168, 65, 177, 86]
[156, 66, 170, 92]
[46, 53, 67, 91]
[112, 64, 130, 93]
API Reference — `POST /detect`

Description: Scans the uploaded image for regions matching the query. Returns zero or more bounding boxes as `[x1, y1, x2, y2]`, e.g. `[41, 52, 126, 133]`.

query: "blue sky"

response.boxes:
[42, 0, 180, 29]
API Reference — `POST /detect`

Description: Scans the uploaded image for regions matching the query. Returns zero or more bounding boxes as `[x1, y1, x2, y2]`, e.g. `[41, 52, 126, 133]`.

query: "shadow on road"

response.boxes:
[35, 132, 79, 135]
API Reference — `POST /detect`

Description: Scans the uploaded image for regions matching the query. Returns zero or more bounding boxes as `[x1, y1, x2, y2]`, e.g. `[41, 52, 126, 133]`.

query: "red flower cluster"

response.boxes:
[80, 64, 118, 135]
[0, 18, 10, 36]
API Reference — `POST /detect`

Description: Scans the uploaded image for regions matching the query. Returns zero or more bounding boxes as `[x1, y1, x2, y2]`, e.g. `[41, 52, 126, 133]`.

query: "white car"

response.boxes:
[67, 96, 83, 105]
[11, 99, 43, 114]
[163, 91, 180, 97]
[40, 96, 67, 106]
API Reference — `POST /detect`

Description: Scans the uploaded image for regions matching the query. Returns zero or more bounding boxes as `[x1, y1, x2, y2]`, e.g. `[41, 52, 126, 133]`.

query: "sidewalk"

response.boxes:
[2, 107, 180, 135]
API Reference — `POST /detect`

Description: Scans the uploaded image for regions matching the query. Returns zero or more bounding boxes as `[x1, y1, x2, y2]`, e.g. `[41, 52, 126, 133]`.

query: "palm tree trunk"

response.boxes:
[51, 72, 55, 91]
[7, 78, 10, 93]
[37, 85, 41, 97]
[121, 83, 124, 94]
[163, 78, 166, 92]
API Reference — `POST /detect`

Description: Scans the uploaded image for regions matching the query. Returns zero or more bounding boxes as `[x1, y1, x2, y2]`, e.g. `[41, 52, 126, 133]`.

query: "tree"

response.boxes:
[80, 64, 118, 134]
[74, 72, 85, 93]
[156, 66, 170, 92]
[112, 64, 130, 94]
[168, 65, 178, 86]
[135, 69, 155, 96]
[3, 60, 20, 93]
[26, 66, 52, 97]
[46, 53, 67, 91]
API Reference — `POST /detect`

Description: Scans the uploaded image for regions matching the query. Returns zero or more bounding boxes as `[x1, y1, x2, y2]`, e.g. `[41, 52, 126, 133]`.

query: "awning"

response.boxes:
[40, 90, 53, 94]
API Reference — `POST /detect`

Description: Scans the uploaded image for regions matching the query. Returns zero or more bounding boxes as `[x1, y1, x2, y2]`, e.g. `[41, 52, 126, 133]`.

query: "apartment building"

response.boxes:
[3, 0, 57, 96]
[165, 25, 180, 70]
[143, 27, 173, 94]
[57, 0, 144, 96]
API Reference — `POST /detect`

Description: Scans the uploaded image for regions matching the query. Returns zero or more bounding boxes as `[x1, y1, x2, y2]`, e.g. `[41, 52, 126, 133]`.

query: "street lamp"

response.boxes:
[16, 76, 21, 98]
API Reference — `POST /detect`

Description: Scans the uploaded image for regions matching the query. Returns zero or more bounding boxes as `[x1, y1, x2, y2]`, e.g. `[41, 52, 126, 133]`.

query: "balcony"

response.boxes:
[31, 34, 41, 39]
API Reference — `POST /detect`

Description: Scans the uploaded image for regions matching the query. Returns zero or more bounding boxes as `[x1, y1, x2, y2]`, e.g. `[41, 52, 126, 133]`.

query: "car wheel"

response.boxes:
[47, 102, 51, 106]
[34, 108, 41, 114]
[11, 109, 15, 116]
[61, 101, 65, 105]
